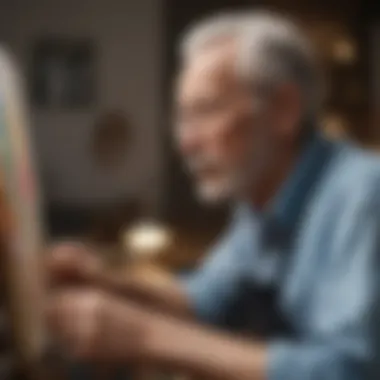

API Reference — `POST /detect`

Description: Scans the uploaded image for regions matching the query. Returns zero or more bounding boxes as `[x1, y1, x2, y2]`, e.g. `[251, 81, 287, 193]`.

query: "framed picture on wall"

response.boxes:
[30, 37, 96, 108]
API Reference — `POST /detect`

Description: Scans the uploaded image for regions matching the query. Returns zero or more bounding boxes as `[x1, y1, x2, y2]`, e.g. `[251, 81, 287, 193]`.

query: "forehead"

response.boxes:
[176, 43, 238, 99]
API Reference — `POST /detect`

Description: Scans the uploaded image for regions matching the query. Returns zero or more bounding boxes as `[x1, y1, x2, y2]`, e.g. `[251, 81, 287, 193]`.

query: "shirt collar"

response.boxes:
[268, 131, 335, 236]
[236, 131, 336, 242]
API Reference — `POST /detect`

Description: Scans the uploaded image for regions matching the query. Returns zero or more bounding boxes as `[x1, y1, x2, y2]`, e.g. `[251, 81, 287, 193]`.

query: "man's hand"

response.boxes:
[46, 288, 149, 363]
[47, 243, 193, 318]
[46, 286, 266, 380]
[47, 243, 102, 286]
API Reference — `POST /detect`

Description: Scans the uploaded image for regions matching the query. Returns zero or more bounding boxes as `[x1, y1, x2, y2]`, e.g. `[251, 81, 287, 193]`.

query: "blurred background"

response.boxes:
[0, 0, 379, 271]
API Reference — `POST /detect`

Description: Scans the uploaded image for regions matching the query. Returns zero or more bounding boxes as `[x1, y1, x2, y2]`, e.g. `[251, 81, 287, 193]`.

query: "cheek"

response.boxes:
[224, 115, 255, 161]
[230, 136, 254, 168]
[207, 121, 250, 167]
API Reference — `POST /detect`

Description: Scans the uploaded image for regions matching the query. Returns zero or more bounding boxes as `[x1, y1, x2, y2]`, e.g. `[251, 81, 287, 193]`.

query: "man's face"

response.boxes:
[174, 44, 282, 204]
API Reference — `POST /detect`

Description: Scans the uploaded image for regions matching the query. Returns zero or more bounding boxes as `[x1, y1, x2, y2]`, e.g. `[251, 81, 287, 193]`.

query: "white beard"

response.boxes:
[193, 136, 276, 205]
[195, 175, 241, 204]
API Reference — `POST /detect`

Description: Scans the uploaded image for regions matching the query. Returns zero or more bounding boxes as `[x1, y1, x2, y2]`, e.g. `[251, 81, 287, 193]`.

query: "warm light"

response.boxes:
[333, 39, 356, 64]
[123, 220, 173, 258]
[323, 114, 346, 139]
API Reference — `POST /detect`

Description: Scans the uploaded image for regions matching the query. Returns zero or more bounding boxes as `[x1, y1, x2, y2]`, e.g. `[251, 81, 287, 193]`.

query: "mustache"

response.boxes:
[184, 155, 220, 173]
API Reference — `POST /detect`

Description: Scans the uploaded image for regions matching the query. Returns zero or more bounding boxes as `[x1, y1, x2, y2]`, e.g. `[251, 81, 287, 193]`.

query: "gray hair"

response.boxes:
[179, 10, 323, 124]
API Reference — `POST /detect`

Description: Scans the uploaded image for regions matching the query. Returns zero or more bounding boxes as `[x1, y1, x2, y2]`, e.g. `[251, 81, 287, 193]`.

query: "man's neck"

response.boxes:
[249, 148, 299, 211]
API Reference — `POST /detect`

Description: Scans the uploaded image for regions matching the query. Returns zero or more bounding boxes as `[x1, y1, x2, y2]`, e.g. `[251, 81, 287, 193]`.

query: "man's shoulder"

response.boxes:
[335, 140, 380, 181]
[323, 140, 380, 208]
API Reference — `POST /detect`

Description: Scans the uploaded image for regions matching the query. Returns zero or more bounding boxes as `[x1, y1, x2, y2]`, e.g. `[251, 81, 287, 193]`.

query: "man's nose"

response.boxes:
[177, 128, 202, 157]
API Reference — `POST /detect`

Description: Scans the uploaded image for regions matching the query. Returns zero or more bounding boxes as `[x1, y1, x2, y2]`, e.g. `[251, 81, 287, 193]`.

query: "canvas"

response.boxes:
[0, 47, 46, 378]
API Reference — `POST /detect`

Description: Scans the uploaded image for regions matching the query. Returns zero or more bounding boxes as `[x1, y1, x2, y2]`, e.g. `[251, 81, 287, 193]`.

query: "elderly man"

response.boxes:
[47, 10, 380, 380]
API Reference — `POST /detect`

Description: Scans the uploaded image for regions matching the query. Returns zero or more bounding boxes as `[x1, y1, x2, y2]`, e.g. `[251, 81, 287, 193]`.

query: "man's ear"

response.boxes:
[271, 83, 303, 140]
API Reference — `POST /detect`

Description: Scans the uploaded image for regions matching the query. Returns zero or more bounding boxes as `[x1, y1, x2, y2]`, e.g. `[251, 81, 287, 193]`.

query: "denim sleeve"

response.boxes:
[181, 217, 248, 325]
[268, 200, 380, 380]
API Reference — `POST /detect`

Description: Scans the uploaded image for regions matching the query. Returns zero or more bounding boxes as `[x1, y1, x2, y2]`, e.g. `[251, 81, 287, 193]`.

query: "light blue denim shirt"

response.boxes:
[183, 133, 380, 380]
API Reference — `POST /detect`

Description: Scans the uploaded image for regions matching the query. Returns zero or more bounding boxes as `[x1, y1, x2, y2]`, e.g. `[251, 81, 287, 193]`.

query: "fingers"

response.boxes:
[45, 287, 149, 362]
[46, 242, 102, 287]
[46, 288, 106, 359]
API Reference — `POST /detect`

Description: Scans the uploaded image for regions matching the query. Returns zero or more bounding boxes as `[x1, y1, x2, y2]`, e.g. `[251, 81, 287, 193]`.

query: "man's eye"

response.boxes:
[174, 99, 226, 125]
[175, 110, 193, 125]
